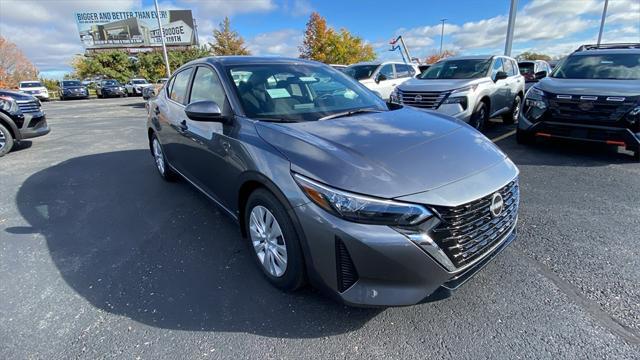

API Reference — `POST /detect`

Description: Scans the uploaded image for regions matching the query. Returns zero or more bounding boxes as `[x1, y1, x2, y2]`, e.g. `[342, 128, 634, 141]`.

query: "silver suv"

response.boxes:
[391, 55, 525, 130]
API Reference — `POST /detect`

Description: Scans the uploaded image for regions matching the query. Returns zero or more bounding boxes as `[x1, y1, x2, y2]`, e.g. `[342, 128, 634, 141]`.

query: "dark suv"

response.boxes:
[517, 43, 640, 161]
[0, 89, 50, 157]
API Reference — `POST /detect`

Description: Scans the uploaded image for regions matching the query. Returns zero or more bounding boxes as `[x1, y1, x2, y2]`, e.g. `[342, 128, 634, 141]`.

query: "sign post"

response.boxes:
[154, 0, 171, 78]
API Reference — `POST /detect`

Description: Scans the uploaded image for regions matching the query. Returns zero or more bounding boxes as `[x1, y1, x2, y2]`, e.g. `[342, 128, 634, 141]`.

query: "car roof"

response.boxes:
[349, 61, 417, 66]
[443, 55, 495, 61]
[572, 49, 640, 55]
[197, 56, 322, 67]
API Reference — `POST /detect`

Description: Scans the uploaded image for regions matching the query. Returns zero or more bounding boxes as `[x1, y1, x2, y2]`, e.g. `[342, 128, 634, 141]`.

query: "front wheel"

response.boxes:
[245, 189, 306, 292]
[0, 122, 15, 157]
[503, 96, 522, 125]
[470, 101, 488, 131]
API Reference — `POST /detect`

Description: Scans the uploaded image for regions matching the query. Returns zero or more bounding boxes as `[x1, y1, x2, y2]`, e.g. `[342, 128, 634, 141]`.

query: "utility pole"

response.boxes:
[154, 0, 171, 78]
[504, 0, 518, 56]
[597, 0, 609, 46]
[439, 19, 447, 54]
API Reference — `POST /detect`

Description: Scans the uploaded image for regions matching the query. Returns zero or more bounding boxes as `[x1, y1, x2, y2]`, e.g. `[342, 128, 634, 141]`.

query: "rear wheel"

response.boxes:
[0, 123, 15, 157]
[470, 101, 488, 131]
[503, 96, 521, 125]
[245, 188, 305, 291]
[150, 134, 177, 181]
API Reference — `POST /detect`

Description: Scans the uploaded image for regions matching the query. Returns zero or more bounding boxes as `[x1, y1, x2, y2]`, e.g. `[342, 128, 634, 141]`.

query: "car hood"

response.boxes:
[536, 77, 640, 97]
[398, 78, 488, 92]
[102, 85, 122, 89]
[255, 107, 508, 199]
[62, 86, 86, 90]
[0, 89, 37, 101]
[20, 87, 47, 91]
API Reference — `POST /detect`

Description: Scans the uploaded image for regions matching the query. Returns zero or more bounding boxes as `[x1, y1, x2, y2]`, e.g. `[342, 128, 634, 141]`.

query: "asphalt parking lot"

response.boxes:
[1, 97, 639, 359]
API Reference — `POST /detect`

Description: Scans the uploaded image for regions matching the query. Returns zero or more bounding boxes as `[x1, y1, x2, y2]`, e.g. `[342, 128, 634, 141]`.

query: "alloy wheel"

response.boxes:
[152, 138, 165, 175]
[249, 205, 288, 277]
[0, 130, 5, 151]
[513, 97, 521, 120]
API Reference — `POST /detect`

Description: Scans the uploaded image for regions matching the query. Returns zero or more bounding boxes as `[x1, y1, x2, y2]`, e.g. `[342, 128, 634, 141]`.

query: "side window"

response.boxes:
[169, 68, 192, 105]
[378, 64, 393, 79]
[189, 66, 228, 113]
[503, 59, 514, 76]
[394, 64, 413, 78]
[491, 58, 504, 79]
[165, 76, 175, 97]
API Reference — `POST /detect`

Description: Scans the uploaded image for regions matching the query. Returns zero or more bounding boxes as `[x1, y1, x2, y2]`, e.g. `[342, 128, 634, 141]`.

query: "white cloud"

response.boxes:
[181, 0, 275, 16]
[246, 29, 302, 57]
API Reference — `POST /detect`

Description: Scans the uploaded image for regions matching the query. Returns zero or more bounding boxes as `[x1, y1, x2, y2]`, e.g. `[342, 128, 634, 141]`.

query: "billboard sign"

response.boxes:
[75, 10, 196, 49]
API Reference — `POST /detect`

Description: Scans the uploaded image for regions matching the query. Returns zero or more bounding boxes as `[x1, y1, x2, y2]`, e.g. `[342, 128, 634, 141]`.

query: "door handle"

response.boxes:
[179, 120, 188, 132]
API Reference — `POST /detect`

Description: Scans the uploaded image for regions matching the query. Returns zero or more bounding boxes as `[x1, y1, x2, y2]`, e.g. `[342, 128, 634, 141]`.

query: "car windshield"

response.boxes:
[344, 65, 378, 80]
[103, 80, 120, 86]
[62, 81, 82, 87]
[21, 82, 42, 88]
[419, 59, 492, 79]
[551, 53, 640, 80]
[227, 63, 386, 122]
[132, 79, 148, 84]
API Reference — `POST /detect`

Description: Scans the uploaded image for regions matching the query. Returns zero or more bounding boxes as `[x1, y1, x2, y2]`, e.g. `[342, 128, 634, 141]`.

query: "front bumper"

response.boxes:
[428, 103, 473, 123]
[19, 113, 49, 140]
[293, 199, 517, 307]
[62, 91, 88, 98]
[519, 114, 640, 150]
[102, 89, 125, 97]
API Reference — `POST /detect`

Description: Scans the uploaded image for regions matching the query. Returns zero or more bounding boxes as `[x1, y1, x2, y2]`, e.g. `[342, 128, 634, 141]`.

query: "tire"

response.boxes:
[470, 101, 489, 131]
[516, 127, 534, 145]
[150, 134, 178, 181]
[503, 96, 522, 125]
[97, 92, 102, 99]
[0, 122, 15, 157]
[244, 188, 306, 292]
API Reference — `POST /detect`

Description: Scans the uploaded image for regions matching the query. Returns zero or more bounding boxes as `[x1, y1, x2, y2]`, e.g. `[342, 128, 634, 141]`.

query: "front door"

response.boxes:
[369, 64, 396, 100]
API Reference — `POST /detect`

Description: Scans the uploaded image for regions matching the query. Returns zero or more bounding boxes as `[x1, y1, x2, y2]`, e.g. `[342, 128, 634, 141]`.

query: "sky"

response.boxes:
[0, 0, 638, 79]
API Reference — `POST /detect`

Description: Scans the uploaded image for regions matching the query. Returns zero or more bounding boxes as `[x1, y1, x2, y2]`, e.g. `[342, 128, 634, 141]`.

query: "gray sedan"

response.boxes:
[146, 56, 519, 306]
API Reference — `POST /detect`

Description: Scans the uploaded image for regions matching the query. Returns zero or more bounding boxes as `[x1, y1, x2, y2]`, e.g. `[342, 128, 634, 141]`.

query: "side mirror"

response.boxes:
[375, 73, 387, 83]
[185, 100, 224, 122]
[494, 71, 508, 82]
[535, 70, 547, 80]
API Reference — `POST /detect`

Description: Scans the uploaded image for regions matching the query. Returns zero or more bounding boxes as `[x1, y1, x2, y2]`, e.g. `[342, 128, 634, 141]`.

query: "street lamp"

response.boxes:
[597, 0, 609, 46]
[439, 19, 447, 54]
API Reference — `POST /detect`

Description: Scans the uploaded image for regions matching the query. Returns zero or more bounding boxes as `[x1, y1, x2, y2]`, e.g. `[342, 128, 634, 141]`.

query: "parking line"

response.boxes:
[491, 130, 516, 143]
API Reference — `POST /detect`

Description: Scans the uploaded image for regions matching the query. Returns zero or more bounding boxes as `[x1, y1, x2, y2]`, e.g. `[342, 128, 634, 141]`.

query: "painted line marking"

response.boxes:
[491, 130, 516, 143]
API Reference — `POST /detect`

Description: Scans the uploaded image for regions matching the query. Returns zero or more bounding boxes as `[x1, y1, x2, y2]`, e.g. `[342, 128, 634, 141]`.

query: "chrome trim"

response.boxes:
[580, 95, 598, 101]
[606, 96, 626, 102]
[556, 95, 572, 99]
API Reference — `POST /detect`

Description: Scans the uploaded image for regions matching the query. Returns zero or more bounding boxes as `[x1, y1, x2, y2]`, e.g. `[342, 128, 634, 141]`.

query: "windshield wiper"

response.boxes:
[253, 117, 299, 123]
[318, 108, 383, 121]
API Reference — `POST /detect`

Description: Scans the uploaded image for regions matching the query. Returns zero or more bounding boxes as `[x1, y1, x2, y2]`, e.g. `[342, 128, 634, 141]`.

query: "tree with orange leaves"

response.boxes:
[0, 36, 38, 88]
[424, 49, 457, 64]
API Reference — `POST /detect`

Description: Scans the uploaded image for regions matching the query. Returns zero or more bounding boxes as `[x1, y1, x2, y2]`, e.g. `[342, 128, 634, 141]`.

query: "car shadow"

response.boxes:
[501, 136, 638, 167]
[11, 150, 380, 338]
[119, 101, 146, 108]
[12, 140, 33, 152]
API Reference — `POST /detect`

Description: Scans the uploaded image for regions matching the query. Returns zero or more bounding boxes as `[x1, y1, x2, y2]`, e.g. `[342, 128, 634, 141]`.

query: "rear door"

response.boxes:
[159, 67, 194, 176]
[369, 64, 396, 99]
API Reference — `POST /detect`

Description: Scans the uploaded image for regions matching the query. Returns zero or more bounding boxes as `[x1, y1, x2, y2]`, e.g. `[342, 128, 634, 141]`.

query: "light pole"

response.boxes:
[154, 0, 171, 78]
[597, 0, 609, 46]
[439, 19, 447, 54]
[504, 0, 518, 56]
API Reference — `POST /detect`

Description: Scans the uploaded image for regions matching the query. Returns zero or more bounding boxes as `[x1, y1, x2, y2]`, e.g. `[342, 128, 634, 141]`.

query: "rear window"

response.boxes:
[518, 62, 535, 74]
[551, 53, 640, 80]
[20, 82, 42, 88]
[62, 81, 82, 87]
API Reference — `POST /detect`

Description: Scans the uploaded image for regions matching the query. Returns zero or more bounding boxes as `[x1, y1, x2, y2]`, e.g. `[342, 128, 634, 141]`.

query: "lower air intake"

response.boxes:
[335, 237, 358, 292]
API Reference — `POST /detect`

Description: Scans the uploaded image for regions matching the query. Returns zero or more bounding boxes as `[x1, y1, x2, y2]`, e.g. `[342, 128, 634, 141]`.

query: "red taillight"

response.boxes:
[535, 132, 552, 138]
[606, 140, 626, 146]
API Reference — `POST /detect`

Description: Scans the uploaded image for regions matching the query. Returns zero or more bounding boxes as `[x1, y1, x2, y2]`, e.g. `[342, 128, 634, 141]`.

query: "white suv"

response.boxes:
[18, 81, 49, 101]
[125, 78, 154, 96]
[344, 61, 419, 100]
[391, 55, 524, 130]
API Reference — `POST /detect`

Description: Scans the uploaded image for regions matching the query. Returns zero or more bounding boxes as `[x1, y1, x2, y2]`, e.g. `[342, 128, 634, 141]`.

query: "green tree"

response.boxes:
[516, 51, 552, 61]
[209, 17, 251, 56]
[72, 51, 133, 83]
[299, 12, 375, 64]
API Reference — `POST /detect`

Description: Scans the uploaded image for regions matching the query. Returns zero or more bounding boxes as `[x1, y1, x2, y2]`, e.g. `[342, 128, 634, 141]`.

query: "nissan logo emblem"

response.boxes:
[414, 95, 423, 102]
[490, 192, 504, 217]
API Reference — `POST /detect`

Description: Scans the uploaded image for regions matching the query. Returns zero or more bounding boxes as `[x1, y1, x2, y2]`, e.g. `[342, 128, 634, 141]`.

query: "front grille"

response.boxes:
[399, 90, 448, 109]
[545, 93, 638, 123]
[335, 237, 358, 292]
[431, 180, 519, 268]
[16, 100, 41, 114]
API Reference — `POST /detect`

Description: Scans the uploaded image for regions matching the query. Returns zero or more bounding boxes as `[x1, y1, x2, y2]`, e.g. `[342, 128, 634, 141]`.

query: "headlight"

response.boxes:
[294, 173, 432, 226]
[442, 95, 468, 110]
[390, 88, 401, 104]
[524, 86, 546, 109]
